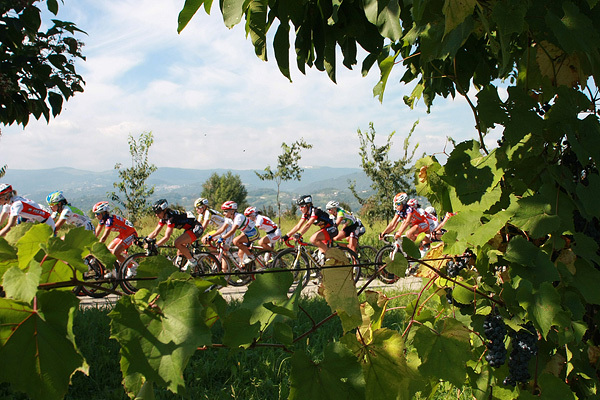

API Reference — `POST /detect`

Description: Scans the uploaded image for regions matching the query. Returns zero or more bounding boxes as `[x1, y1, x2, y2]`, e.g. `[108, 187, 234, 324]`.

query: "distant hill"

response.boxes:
[1, 166, 375, 212]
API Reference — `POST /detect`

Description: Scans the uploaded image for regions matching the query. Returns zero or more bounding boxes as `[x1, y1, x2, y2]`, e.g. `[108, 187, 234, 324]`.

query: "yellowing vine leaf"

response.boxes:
[536, 40, 584, 88]
[322, 248, 362, 332]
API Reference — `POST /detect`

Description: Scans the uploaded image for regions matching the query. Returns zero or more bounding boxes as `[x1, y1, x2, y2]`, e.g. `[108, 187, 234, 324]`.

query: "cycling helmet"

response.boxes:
[393, 192, 408, 206]
[244, 206, 257, 217]
[152, 199, 169, 213]
[407, 198, 419, 208]
[92, 201, 110, 214]
[221, 200, 238, 210]
[296, 195, 312, 206]
[194, 197, 209, 208]
[425, 206, 437, 216]
[46, 190, 66, 205]
[325, 200, 339, 210]
[0, 184, 13, 196]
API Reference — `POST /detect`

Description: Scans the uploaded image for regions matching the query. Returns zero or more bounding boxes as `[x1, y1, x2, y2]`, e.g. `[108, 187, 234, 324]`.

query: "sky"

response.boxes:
[0, 0, 499, 172]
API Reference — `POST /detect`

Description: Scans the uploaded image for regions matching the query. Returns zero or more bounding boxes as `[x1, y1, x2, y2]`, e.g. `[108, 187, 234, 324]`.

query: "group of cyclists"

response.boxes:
[0, 182, 454, 278]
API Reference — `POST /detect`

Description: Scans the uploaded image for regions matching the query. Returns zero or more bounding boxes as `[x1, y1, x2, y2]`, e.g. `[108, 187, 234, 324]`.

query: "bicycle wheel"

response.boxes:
[253, 248, 276, 269]
[191, 252, 220, 278]
[118, 253, 147, 295]
[222, 255, 253, 287]
[80, 255, 119, 298]
[374, 245, 400, 284]
[357, 245, 379, 280]
[272, 248, 311, 291]
[336, 247, 361, 283]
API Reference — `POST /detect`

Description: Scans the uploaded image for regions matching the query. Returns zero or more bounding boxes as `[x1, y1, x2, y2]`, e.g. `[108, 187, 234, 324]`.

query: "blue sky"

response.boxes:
[0, 0, 499, 172]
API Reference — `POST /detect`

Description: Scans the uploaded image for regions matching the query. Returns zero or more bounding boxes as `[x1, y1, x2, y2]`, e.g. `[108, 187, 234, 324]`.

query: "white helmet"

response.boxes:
[326, 201, 339, 210]
[425, 206, 436, 216]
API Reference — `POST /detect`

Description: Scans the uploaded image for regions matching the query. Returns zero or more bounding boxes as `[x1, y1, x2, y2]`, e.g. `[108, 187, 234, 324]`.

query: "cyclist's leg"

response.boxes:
[310, 229, 329, 254]
[233, 233, 252, 260]
[174, 231, 194, 261]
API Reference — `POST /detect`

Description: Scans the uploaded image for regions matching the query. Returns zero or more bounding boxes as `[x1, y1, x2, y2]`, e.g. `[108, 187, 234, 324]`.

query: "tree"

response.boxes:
[0, 1, 85, 127]
[349, 121, 419, 223]
[109, 131, 157, 223]
[255, 139, 312, 225]
[201, 171, 248, 210]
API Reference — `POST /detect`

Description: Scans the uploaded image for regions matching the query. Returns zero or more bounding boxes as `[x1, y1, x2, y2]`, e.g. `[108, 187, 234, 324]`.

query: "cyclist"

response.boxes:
[46, 191, 94, 232]
[195, 197, 226, 232]
[432, 210, 456, 240]
[92, 201, 137, 266]
[0, 184, 55, 237]
[147, 199, 205, 271]
[244, 206, 280, 262]
[379, 192, 436, 247]
[325, 200, 365, 254]
[214, 201, 258, 265]
[282, 195, 337, 262]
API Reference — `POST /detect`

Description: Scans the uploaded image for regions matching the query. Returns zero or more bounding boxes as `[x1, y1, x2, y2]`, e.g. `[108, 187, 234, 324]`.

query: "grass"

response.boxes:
[0, 289, 415, 400]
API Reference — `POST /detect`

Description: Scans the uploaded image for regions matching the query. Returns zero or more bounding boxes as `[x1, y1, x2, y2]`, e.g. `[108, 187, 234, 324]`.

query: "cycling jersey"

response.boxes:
[159, 209, 204, 241]
[302, 206, 335, 228]
[200, 208, 225, 229]
[3, 196, 55, 230]
[334, 208, 358, 225]
[98, 214, 137, 238]
[53, 205, 94, 231]
[397, 206, 436, 233]
[232, 212, 258, 241]
[255, 214, 281, 242]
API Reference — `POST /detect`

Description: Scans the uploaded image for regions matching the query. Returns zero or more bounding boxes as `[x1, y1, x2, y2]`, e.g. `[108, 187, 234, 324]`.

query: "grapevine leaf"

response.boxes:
[178, 0, 205, 33]
[41, 228, 97, 274]
[222, 0, 244, 28]
[89, 242, 117, 272]
[222, 308, 261, 348]
[511, 187, 562, 238]
[242, 267, 293, 327]
[570, 258, 600, 304]
[359, 328, 419, 399]
[384, 252, 408, 277]
[504, 236, 560, 286]
[475, 85, 508, 131]
[516, 281, 561, 338]
[39, 257, 74, 285]
[273, 321, 293, 345]
[576, 174, 600, 220]
[538, 372, 577, 399]
[109, 279, 211, 395]
[571, 233, 600, 265]
[412, 318, 471, 387]
[0, 237, 18, 264]
[322, 248, 361, 332]
[289, 342, 365, 399]
[131, 256, 178, 292]
[2, 263, 41, 302]
[451, 283, 480, 305]
[358, 291, 389, 344]
[442, 0, 476, 36]
[0, 291, 87, 400]
[401, 236, 421, 259]
[16, 224, 53, 269]
[491, 0, 527, 35]
[363, 0, 402, 41]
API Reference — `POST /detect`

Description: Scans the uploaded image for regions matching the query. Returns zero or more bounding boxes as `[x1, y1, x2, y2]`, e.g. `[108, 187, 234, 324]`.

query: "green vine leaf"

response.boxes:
[0, 291, 88, 400]
[442, 0, 476, 37]
[2, 263, 42, 302]
[289, 342, 365, 399]
[16, 224, 53, 269]
[516, 281, 561, 339]
[242, 268, 294, 327]
[412, 318, 472, 387]
[109, 279, 211, 395]
[504, 236, 560, 286]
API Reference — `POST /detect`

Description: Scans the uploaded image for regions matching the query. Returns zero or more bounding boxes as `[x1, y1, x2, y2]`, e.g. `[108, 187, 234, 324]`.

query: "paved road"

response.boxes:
[78, 276, 424, 309]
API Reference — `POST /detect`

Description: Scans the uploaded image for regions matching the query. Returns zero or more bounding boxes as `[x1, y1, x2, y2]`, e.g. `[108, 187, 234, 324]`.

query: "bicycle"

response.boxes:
[272, 237, 361, 291]
[118, 237, 220, 294]
[332, 240, 379, 280]
[374, 235, 421, 284]
[79, 254, 120, 298]
[210, 240, 274, 287]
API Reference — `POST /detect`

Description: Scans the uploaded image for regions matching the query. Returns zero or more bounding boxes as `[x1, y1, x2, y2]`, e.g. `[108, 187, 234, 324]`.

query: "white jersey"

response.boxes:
[199, 208, 225, 229]
[232, 212, 255, 234]
[53, 205, 94, 231]
[255, 214, 278, 233]
[3, 196, 55, 230]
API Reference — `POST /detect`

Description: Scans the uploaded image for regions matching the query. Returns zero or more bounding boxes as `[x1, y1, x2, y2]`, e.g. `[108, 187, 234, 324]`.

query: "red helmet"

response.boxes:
[221, 201, 238, 211]
[244, 206, 257, 217]
[407, 198, 419, 208]
[92, 201, 110, 214]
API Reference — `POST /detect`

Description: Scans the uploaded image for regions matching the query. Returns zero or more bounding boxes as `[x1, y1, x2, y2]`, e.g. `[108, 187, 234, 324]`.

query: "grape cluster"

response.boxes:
[444, 288, 470, 308]
[503, 322, 538, 386]
[483, 313, 507, 368]
[446, 258, 467, 278]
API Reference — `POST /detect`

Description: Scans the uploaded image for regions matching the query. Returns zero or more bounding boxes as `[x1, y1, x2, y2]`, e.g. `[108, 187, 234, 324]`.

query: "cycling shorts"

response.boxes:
[183, 223, 205, 242]
[239, 227, 260, 243]
[109, 233, 137, 250]
[263, 228, 281, 243]
[342, 222, 365, 239]
[320, 226, 339, 245]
